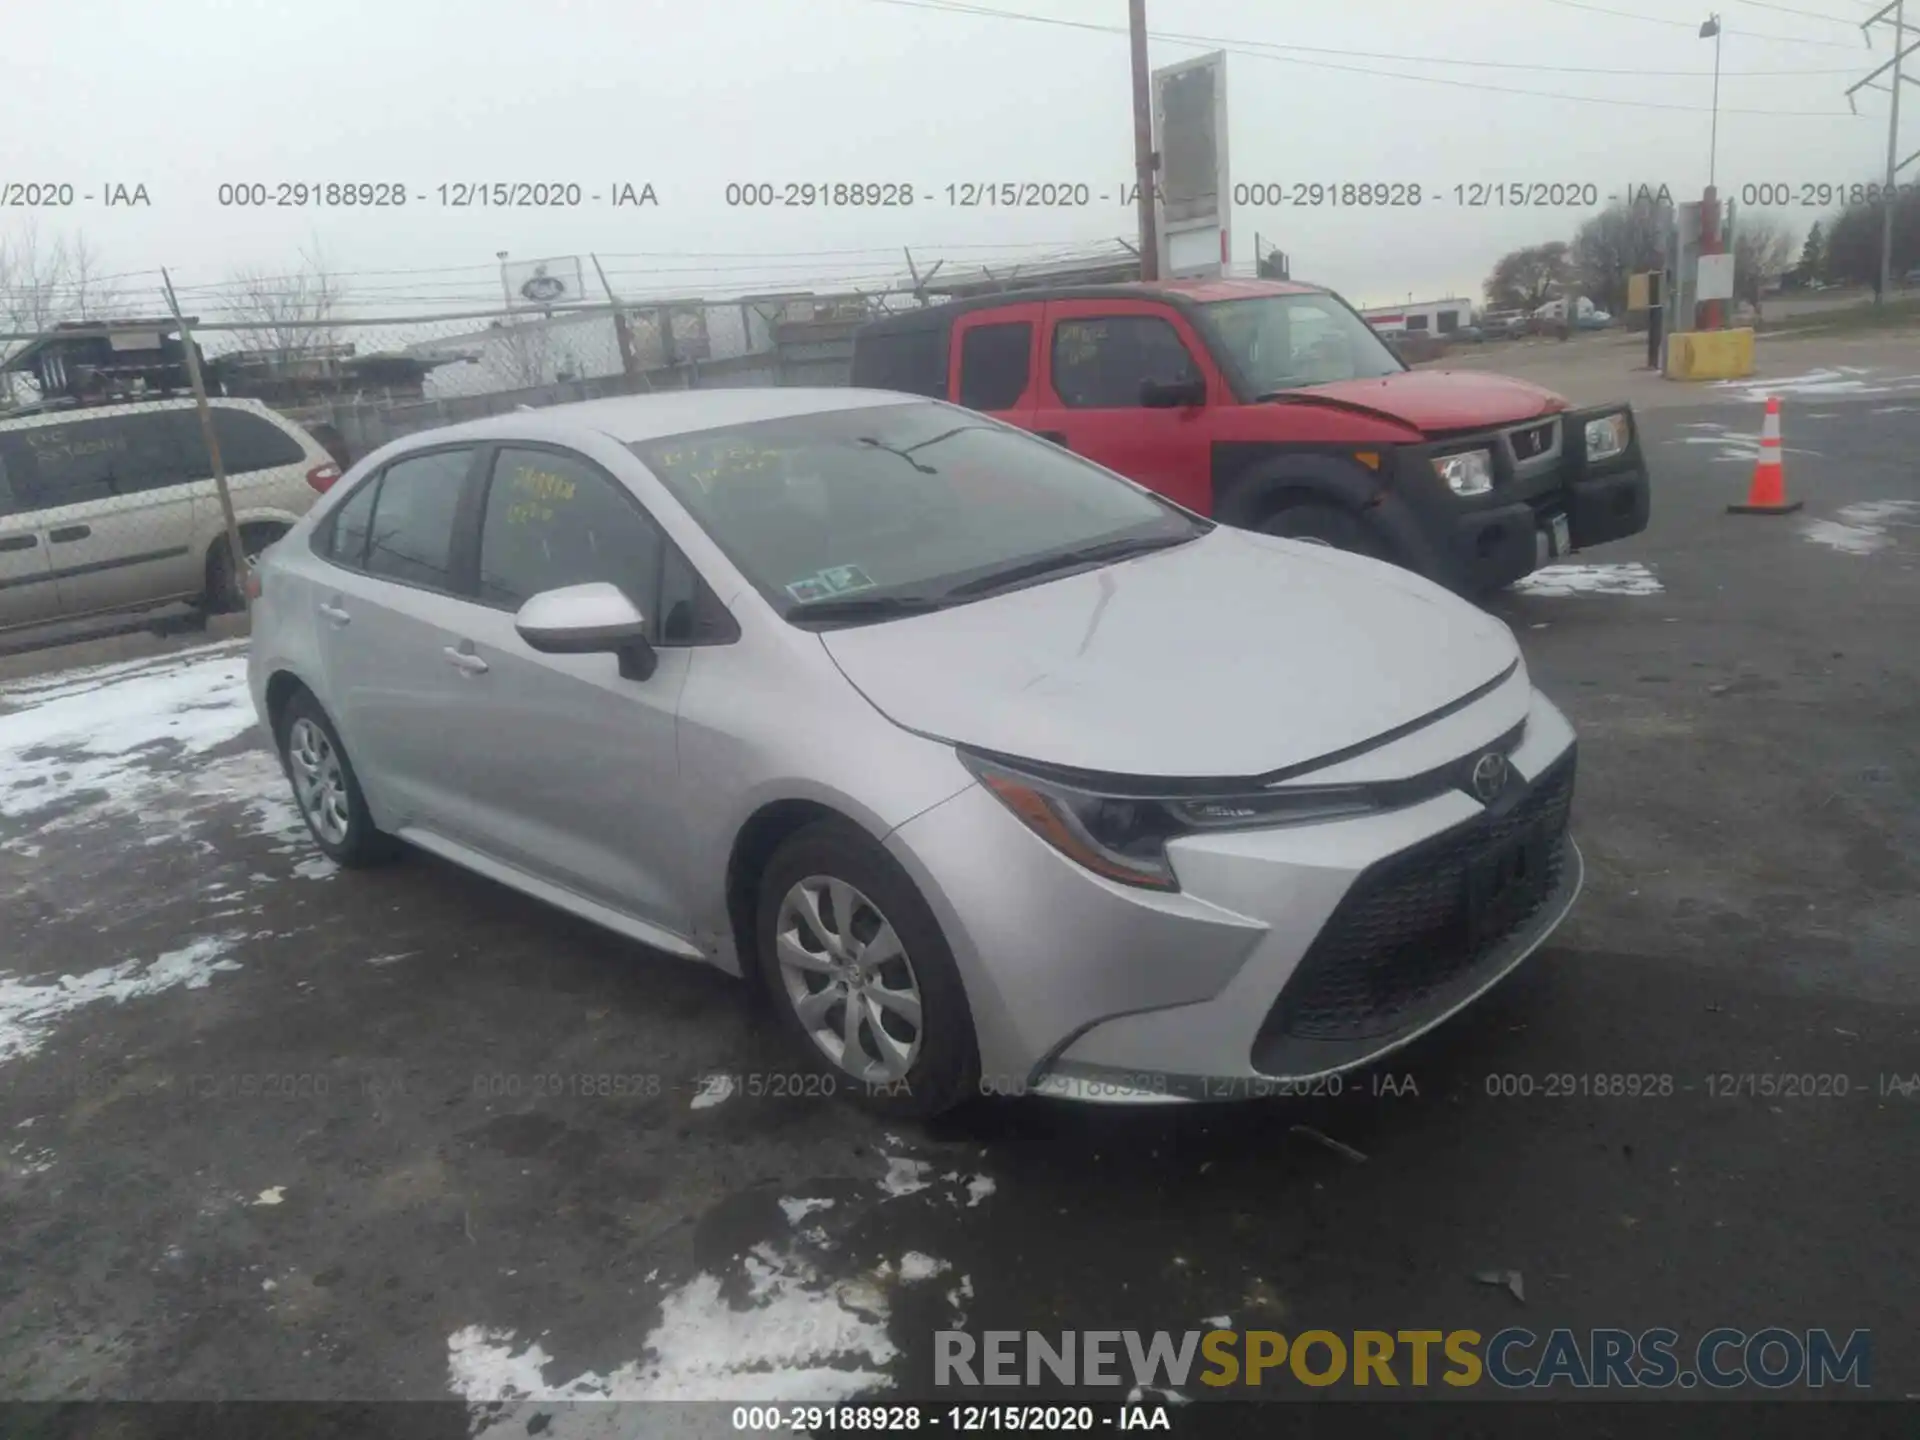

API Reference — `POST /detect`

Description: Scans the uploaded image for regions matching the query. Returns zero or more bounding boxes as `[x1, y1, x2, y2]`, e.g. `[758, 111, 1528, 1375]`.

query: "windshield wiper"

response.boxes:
[786, 593, 952, 626]
[942, 532, 1197, 600]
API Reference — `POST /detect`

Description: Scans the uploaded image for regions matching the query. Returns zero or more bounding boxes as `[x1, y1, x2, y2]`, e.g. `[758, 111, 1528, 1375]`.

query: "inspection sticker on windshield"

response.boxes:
[786, 564, 875, 602]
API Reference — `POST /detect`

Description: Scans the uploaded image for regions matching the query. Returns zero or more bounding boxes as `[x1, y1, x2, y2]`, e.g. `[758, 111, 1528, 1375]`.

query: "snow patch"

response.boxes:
[1511, 562, 1663, 597]
[879, 1156, 932, 1198]
[779, 1197, 835, 1225]
[691, 1074, 737, 1110]
[0, 935, 244, 1066]
[898, 1252, 950, 1283]
[446, 1241, 895, 1403]
[253, 1186, 285, 1206]
[964, 1174, 996, 1208]
[1800, 499, 1920, 556]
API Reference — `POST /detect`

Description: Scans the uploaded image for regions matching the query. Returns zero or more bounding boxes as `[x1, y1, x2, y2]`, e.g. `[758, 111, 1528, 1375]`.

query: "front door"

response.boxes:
[0, 449, 58, 630]
[1030, 299, 1221, 514]
[433, 444, 691, 935]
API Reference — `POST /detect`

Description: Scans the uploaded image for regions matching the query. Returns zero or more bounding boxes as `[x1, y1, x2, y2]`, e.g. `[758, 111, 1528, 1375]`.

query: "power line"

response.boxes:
[1539, 0, 1870, 45]
[1734, 0, 1875, 24]
[864, 0, 1864, 110]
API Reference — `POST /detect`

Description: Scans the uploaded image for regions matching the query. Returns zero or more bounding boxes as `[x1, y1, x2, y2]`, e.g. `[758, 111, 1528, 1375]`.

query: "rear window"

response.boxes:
[957, 322, 1032, 411]
[850, 324, 947, 397]
[0, 406, 307, 512]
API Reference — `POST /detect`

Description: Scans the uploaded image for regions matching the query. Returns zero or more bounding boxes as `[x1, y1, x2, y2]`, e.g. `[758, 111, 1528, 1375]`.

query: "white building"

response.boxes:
[1357, 297, 1477, 338]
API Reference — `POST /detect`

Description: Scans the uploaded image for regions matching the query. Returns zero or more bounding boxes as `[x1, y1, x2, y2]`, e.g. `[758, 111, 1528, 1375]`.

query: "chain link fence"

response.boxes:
[0, 294, 891, 632]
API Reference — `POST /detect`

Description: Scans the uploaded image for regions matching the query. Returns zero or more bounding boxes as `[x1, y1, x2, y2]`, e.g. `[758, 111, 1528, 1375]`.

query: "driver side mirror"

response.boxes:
[1140, 375, 1207, 408]
[515, 581, 657, 681]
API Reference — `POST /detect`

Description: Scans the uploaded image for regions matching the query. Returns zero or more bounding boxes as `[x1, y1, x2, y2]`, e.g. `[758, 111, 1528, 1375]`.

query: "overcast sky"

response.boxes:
[0, 0, 1902, 317]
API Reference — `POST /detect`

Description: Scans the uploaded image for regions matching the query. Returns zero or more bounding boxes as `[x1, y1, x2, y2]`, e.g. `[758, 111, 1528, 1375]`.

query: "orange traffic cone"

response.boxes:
[1728, 395, 1803, 515]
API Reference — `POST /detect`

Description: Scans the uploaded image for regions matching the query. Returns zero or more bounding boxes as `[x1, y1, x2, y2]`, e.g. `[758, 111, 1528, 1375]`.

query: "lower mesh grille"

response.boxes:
[1261, 751, 1576, 1045]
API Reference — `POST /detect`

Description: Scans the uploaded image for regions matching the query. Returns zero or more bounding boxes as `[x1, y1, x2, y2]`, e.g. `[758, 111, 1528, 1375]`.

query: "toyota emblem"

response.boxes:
[1469, 752, 1509, 804]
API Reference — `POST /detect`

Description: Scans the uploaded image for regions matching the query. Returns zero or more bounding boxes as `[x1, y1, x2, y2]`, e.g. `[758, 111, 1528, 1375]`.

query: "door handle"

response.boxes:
[49, 525, 91, 543]
[0, 533, 36, 553]
[443, 646, 489, 675]
[318, 601, 351, 626]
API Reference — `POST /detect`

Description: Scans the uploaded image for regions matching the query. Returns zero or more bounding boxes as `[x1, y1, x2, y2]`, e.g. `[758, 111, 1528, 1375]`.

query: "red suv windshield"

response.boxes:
[1201, 294, 1404, 396]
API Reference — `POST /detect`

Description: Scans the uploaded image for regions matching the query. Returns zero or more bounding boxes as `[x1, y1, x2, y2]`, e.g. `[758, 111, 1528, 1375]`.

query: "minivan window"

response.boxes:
[958, 322, 1032, 411]
[1050, 316, 1199, 409]
[632, 400, 1204, 620]
[0, 406, 308, 514]
[364, 449, 474, 590]
[477, 448, 664, 613]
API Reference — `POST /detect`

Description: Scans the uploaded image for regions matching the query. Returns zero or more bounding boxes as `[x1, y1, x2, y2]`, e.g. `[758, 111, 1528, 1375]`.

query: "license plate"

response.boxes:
[1466, 822, 1550, 944]
[1550, 512, 1571, 556]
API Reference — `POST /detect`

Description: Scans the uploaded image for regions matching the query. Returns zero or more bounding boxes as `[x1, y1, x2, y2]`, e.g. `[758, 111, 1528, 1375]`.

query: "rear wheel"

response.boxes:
[754, 820, 979, 1118]
[1259, 501, 1384, 559]
[276, 690, 400, 868]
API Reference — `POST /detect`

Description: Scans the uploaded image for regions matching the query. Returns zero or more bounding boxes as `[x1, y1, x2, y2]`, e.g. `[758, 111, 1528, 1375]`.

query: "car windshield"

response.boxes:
[631, 400, 1207, 624]
[1199, 293, 1404, 395]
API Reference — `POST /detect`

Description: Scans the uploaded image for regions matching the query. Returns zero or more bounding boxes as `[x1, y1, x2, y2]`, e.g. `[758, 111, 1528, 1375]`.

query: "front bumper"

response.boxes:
[885, 684, 1582, 1104]
[1397, 405, 1653, 593]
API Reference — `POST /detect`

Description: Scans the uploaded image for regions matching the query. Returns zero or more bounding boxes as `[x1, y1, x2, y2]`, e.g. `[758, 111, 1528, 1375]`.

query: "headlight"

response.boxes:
[1432, 448, 1494, 497]
[961, 753, 1385, 892]
[1585, 412, 1631, 461]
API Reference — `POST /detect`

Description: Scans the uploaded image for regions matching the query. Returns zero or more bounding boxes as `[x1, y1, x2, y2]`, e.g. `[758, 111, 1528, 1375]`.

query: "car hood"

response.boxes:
[1276, 369, 1569, 433]
[819, 528, 1521, 778]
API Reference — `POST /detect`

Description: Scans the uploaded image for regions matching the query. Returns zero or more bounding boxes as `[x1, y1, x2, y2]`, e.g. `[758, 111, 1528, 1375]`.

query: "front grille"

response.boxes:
[1260, 750, 1577, 1045]
[1510, 419, 1557, 461]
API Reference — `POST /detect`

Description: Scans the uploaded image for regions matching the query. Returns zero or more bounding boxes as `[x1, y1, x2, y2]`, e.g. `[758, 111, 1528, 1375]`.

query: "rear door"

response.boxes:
[949, 304, 1042, 429]
[0, 437, 59, 630]
[1030, 299, 1221, 514]
[309, 444, 486, 830]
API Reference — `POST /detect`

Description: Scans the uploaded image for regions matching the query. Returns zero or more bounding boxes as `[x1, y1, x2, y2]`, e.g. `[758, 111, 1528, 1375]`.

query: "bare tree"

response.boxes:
[1484, 242, 1571, 312]
[1, 222, 123, 406]
[1732, 217, 1796, 317]
[1570, 199, 1673, 317]
[219, 241, 348, 361]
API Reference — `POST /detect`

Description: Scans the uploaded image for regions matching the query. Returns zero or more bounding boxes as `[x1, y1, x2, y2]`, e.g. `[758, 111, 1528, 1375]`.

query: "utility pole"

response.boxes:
[1847, 0, 1919, 307]
[1129, 0, 1159, 280]
[1700, 15, 1724, 330]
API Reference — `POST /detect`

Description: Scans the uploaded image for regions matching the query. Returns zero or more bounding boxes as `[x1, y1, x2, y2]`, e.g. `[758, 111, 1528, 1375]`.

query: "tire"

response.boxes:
[754, 819, 980, 1119]
[276, 689, 400, 868]
[203, 523, 289, 615]
[1259, 500, 1384, 559]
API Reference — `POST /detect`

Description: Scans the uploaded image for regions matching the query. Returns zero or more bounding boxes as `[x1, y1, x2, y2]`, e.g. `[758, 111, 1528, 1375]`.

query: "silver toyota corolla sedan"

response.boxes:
[247, 388, 1582, 1116]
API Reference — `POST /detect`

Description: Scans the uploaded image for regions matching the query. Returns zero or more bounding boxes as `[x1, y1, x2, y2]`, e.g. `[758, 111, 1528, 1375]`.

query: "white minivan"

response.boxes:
[0, 396, 340, 637]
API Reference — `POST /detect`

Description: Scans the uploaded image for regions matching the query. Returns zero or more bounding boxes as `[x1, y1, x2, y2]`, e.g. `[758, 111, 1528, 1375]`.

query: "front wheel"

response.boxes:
[754, 820, 980, 1118]
[1259, 501, 1384, 559]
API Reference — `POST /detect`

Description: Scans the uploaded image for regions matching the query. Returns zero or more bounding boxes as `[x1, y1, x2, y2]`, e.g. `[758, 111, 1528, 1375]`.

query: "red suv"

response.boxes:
[850, 279, 1650, 593]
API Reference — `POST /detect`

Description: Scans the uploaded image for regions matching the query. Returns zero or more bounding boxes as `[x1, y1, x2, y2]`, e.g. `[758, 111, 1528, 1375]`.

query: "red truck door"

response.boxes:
[1030, 298, 1221, 514]
[949, 304, 1043, 426]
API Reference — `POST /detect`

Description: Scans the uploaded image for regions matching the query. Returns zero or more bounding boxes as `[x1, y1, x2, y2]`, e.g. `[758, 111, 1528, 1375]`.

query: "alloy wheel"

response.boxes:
[774, 875, 925, 1084]
[286, 717, 351, 846]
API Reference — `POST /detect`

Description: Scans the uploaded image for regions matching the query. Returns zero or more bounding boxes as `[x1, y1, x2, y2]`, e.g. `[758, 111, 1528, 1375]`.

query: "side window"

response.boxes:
[1405, 314, 1430, 333]
[364, 448, 474, 591]
[1437, 311, 1460, 335]
[325, 476, 380, 568]
[0, 441, 18, 517]
[0, 416, 135, 507]
[209, 408, 307, 473]
[477, 448, 664, 617]
[957, 322, 1032, 411]
[1051, 315, 1199, 409]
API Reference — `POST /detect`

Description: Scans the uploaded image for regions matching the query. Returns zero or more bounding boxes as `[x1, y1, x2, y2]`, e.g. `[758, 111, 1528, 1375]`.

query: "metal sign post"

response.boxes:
[162, 269, 249, 608]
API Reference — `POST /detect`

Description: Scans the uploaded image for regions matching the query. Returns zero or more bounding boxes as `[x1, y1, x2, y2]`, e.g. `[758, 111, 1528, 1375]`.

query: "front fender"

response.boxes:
[1210, 448, 1445, 578]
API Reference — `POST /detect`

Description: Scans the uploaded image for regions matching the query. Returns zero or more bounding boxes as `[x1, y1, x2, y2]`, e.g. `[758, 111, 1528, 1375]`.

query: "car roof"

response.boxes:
[399, 387, 922, 448]
[0, 394, 278, 429]
[857, 277, 1327, 333]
